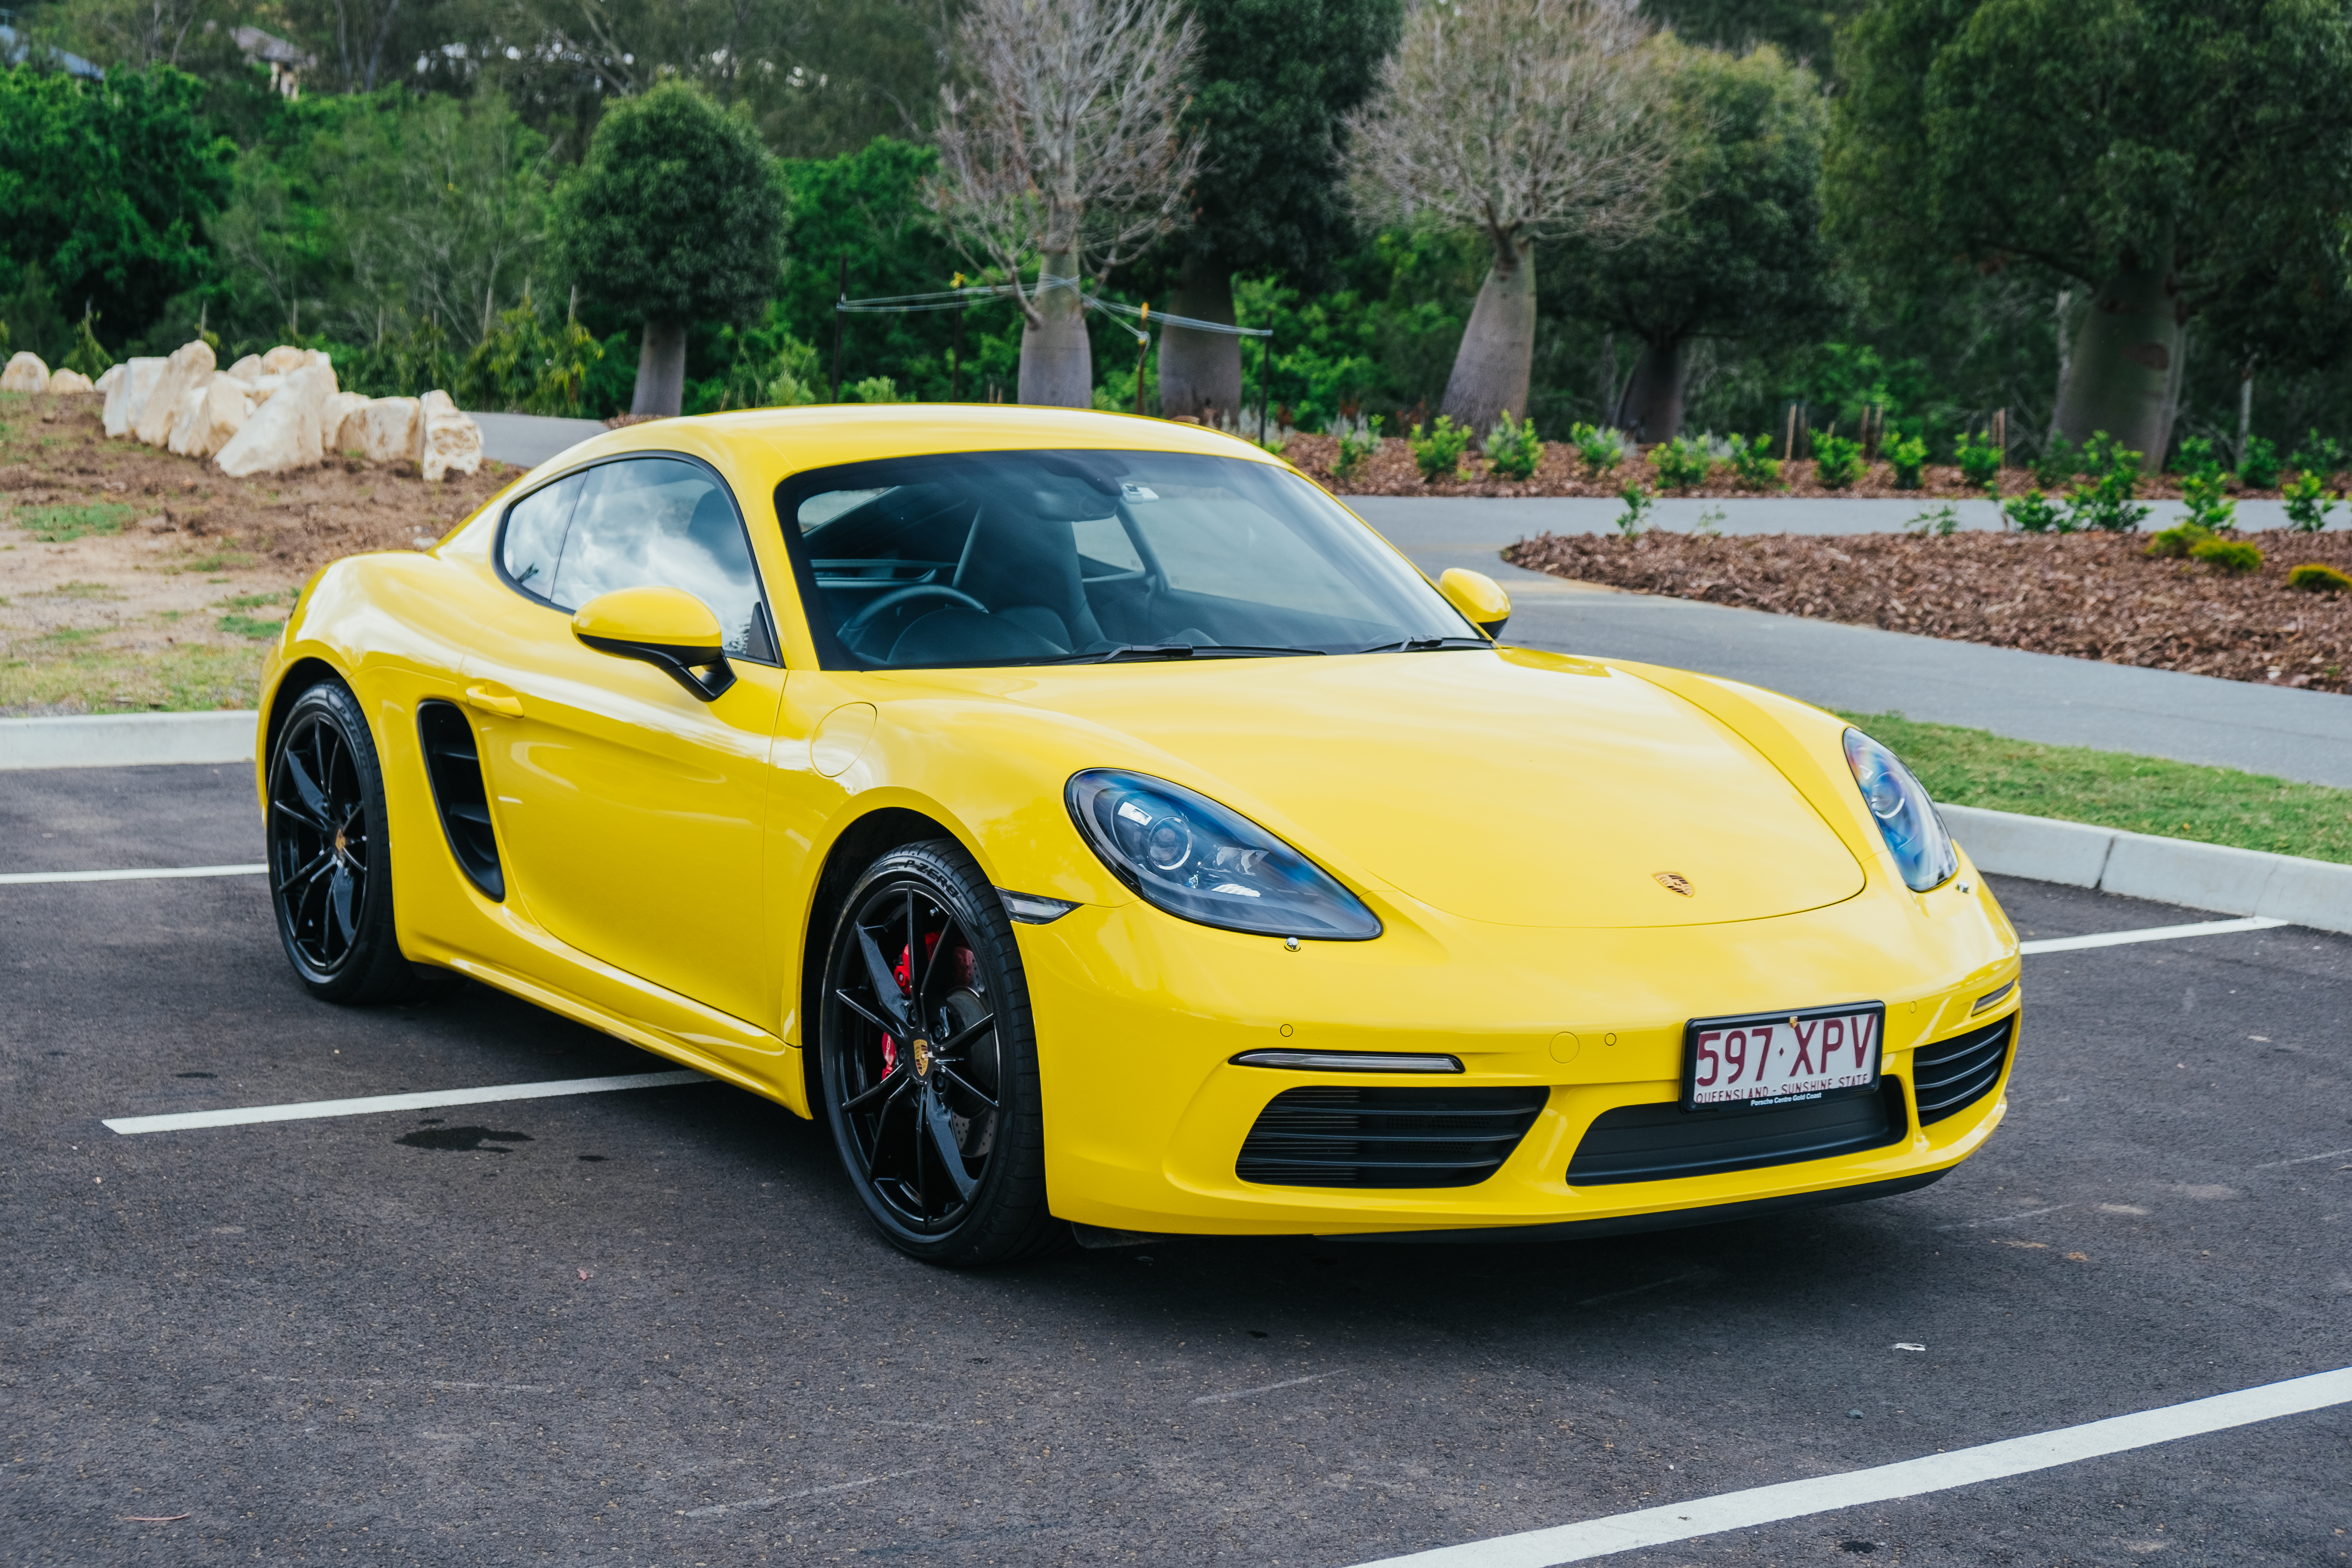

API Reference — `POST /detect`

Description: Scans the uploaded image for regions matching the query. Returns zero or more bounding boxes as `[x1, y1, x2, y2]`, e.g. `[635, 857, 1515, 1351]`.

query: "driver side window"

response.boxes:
[500, 457, 778, 663]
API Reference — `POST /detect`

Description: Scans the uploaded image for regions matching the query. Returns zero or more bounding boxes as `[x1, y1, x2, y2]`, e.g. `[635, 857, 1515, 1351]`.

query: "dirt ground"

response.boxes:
[1507, 527, 2352, 693]
[0, 390, 516, 714]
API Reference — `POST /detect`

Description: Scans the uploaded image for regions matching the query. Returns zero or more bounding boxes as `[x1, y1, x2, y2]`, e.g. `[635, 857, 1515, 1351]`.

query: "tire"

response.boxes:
[817, 838, 1064, 1266]
[265, 678, 433, 1005]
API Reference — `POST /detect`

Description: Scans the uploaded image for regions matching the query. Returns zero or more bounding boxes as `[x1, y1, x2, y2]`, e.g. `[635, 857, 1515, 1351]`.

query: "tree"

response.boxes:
[1350, 0, 1678, 436]
[1550, 39, 1842, 440]
[929, 0, 1204, 408]
[1827, 0, 2352, 466]
[776, 137, 961, 395]
[551, 79, 786, 416]
[1152, 0, 1405, 422]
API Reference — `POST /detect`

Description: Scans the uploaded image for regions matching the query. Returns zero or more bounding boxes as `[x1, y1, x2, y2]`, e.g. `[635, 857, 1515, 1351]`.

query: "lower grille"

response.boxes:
[1236, 1086, 1548, 1189]
[1566, 1082, 1907, 1186]
[1913, 1015, 2014, 1124]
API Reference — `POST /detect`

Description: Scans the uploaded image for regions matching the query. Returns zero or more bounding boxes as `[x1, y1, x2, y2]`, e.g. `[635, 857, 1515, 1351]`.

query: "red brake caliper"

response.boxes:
[878, 932, 944, 1075]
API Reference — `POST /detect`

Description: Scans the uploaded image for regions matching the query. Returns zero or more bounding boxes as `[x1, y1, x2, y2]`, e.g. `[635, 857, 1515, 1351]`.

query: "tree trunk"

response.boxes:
[632, 319, 687, 417]
[1017, 246, 1092, 408]
[1156, 254, 1240, 423]
[1614, 335, 1689, 444]
[1438, 233, 1535, 436]
[2052, 256, 2181, 470]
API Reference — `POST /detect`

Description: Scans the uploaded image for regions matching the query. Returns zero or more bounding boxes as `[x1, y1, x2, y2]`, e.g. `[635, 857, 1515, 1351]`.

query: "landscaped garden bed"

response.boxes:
[1505, 528, 2352, 693]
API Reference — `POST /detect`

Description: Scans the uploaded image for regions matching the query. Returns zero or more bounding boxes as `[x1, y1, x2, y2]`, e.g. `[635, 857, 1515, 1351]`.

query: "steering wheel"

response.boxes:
[840, 582, 990, 646]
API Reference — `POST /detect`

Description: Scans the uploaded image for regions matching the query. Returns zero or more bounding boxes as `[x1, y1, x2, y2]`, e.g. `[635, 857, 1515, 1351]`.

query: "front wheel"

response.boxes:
[817, 838, 1061, 1266]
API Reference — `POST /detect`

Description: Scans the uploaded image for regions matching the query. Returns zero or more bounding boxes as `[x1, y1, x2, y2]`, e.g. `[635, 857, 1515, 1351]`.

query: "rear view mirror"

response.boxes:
[572, 586, 737, 701]
[1438, 568, 1512, 640]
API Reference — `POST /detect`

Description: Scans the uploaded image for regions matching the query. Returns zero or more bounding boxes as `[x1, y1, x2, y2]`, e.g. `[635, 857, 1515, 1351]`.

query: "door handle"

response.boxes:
[464, 684, 523, 717]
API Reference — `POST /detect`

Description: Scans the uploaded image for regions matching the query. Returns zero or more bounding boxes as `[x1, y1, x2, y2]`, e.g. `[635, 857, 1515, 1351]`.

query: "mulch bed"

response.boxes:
[1279, 431, 2307, 501]
[1503, 529, 2352, 695]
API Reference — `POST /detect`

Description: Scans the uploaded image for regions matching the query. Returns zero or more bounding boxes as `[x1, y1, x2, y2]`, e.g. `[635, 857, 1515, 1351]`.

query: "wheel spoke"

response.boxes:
[934, 1063, 997, 1112]
[842, 1065, 909, 1114]
[832, 988, 899, 1037]
[916, 913, 960, 1006]
[328, 865, 357, 947]
[284, 847, 333, 892]
[933, 1011, 995, 1060]
[853, 924, 912, 1032]
[279, 743, 331, 825]
[919, 1084, 979, 1201]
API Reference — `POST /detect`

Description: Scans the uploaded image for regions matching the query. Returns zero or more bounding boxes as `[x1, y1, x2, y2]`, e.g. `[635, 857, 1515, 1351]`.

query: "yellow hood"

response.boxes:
[988, 649, 1866, 930]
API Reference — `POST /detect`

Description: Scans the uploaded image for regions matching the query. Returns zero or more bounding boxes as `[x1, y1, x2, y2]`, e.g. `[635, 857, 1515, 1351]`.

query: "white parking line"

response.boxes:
[102, 1069, 711, 1135]
[2019, 916, 2288, 955]
[1192, 1372, 1339, 1405]
[1343, 1365, 2352, 1568]
[680, 1468, 932, 1520]
[0, 862, 267, 885]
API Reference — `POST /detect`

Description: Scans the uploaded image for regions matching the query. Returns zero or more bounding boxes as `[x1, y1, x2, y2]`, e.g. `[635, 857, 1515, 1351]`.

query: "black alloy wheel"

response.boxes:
[266, 680, 433, 1004]
[818, 839, 1060, 1265]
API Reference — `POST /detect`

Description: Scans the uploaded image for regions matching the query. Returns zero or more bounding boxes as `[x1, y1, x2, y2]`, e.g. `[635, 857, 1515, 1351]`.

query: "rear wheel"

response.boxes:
[817, 838, 1061, 1266]
[266, 679, 430, 1005]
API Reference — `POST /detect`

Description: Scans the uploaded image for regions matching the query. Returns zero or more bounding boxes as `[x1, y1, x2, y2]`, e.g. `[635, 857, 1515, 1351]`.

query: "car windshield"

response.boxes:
[774, 449, 1481, 669]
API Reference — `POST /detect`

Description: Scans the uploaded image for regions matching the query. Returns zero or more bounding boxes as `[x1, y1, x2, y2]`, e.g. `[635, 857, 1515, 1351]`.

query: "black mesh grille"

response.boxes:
[1913, 1015, 2013, 1125]
[1566, 1082, 1907, 1186]
[1236, 1086, 1548, 1189]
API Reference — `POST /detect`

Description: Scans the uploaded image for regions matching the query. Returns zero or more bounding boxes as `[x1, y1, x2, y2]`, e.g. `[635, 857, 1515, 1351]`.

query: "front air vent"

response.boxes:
[1912, 1016, 2013, 1125]
[1566, 1083, 1907, 1186]
[1236, 1086, 1547, 1189]
[417, 700, 503, 900]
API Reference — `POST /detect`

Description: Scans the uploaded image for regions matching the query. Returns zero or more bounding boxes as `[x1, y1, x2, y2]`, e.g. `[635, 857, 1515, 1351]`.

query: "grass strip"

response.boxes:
[1841, 710, 2352, 866]
[0, 644, 264, 715]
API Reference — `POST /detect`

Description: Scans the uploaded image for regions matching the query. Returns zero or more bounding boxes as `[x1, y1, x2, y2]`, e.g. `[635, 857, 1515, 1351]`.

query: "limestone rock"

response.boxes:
[324, 391, 371, 455]
[168, 374, 254, 459]
[94, 363, 125, 394]
[418, 389, 483, 482]
[47, 368, 96, 395]
[260, 345, 308, 375]
[103, 358, 164, 437]
[133, 341, 218, 448]
[224, 354, 264, 385]
[356, 397, 421, 463]
[1, 352, 49, 393]
[249, 374, 284, 405]
[215, 363, 335, 478]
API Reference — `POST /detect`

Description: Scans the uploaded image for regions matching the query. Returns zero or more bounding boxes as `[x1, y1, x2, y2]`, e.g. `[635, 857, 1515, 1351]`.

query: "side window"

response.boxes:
[501, 472, 584, 599]
[514, 457, 776, 663]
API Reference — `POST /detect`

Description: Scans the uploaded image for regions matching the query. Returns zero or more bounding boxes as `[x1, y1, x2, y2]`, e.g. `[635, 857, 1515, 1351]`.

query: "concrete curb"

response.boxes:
[0, 711, 257, 770]
[1943, 802, 2352, 935]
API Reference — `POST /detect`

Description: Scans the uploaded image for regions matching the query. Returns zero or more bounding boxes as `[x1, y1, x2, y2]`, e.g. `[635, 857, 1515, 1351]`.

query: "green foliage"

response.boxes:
[2174, 436, 2237, 532]
[1954, 429, 2002, 489]
[2190, 538, 2263, 576]
[0, 262, 71, 367]
[336, 316, 461, 401]
[2004, 489, 2066, 533]
[2236, 434, 2281, 490]
[1616, 483, 1655, 537]
[1650, 434, 1716, 491]
[1333, 415, 1385, 480]
[1568, 422, 1627, 476]
[774, 138, 964, 402]
[2145, 522, 2215, 559]
[553, 80, 785, 333]
[845, 375, 904, 404]
[61, 309, 113, 380]
[1227, 234, 1478, 431]
[2289, 431, 2346, 484]
[1886, 432, 1929, 489]
[215, 613, 286, 640]
[457, 291, 606, 415]
[1812, 432, 1865, 489]
[2283, 471, 2336, 533]
[1407, 416, 1473, 481]
[687, 305, 825, 413]
[1483, 411, 1543, 480]
[1906, 503, 1961, 538]
[1725, 432, 1783, 491]
[2030, 434, 2079, 489]
[2065, 433, 2150, 533]
[2288, 563, 2352, 593]
[14, 502, 133, 542]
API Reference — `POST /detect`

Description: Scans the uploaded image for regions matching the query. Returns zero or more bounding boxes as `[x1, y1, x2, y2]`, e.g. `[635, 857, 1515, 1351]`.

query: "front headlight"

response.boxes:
[1842, 728, 1958, 892]
[1066, 770, 1382, 940]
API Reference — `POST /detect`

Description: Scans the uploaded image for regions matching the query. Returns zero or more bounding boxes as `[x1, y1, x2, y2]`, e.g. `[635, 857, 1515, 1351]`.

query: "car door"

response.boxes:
[462, 453, 787, 1033]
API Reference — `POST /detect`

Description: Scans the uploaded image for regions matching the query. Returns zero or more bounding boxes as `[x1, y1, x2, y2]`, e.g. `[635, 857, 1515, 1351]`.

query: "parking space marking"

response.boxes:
[1191, 1372, 1340, 1406]
[102, 1069, 712, 1135]
[2019, 916, 2289, 955]
[0, 862, 267, 885]
[680, 1468, 934, 1520]
[2254, 1145, 2352, 1170]
[1345, 1365, 2352, 1568]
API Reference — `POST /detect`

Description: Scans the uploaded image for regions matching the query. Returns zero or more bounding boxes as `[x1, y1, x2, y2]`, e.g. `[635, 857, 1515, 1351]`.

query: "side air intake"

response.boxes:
[418, 700, 503, 900]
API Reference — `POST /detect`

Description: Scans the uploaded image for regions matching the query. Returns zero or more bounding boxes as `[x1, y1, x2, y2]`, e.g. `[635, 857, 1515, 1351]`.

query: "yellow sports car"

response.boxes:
[255, 406, 2021, 1265]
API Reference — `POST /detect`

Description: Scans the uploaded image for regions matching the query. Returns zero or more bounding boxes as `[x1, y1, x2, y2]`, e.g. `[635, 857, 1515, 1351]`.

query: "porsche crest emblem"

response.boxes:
[1653, 872, 1695, 897]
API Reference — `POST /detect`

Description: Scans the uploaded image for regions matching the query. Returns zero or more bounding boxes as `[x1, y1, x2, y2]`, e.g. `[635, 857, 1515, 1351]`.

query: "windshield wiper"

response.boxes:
[1356, 635, 1493, 653]
[1043, 642, 1330, 664]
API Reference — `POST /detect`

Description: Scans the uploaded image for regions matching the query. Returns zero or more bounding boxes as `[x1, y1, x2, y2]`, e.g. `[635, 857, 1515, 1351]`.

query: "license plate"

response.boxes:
[1682, 1003, 1885, 1111]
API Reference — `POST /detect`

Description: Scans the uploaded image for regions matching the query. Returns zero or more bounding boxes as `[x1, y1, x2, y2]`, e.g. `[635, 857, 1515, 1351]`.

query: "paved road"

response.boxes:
[5, 764, 2348, 1564]
[471, 412, 608, 470]
[1358, 500, 2352, 791]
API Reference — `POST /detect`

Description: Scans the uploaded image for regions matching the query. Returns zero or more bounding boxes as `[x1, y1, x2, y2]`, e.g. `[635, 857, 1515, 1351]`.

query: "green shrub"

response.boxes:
[1906, 503, 1960, 538]
[1408, 416, 1473, 481]
[2289, 431, 2346, 485]
[2145, 522, 2215, 559]
[2190, 537, 2262, 575]
[2004, 489, 2066, 533]
[62, 309, 113, 381]
[1484, 410, 1542, 480]
[2179, 470, 2237, 533]
[1813, 433, 1866, 489]
[1725, 432, 1783, 491]
[1568, 422, 1627, 476]
[2287, 563, 2352, 593]
[1651, 434, 1715, 491]
[2284, 470, 2336, 532]
[1616, 482, 1654, 537]
[1887, 432, 1929, 490]
[2237, 434, 2281, 490]
[1955, 430, 2002, 489]
[1332, 415, 1384, 481]
[2065, 432, 2151, 533]
[845, 375, 904, 403]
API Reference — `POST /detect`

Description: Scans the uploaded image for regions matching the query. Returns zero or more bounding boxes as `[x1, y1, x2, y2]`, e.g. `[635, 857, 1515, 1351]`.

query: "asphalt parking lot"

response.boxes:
[4, 763, 2348, 1566]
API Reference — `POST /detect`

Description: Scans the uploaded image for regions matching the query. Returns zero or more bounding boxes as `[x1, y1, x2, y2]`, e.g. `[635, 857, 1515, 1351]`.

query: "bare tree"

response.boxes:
[1350, 0, 1676, 435]
[929, 0, 1204, 407]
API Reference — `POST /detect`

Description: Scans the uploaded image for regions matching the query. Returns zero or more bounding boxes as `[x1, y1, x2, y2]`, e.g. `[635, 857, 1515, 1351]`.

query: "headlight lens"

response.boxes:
[1066, 770, 1382, 940]
[1842, 727, 1957, 892]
